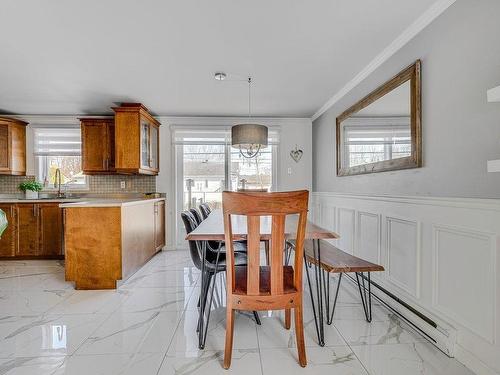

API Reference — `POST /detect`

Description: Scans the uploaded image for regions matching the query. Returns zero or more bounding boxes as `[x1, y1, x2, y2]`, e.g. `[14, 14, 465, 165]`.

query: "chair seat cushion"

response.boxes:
[233, 265, 296, 295]
[204, 251, 247, 272]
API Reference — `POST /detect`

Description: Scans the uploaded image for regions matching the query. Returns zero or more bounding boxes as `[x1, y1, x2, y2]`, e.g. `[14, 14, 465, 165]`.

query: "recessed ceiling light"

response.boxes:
[214, 72, 227, 81]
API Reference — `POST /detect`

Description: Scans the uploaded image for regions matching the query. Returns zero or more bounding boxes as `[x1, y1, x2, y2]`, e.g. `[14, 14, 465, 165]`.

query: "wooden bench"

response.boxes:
[300, 239, 384, 323]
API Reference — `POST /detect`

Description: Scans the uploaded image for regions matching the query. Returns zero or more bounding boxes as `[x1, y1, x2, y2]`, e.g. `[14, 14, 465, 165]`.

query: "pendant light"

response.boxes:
[231, 77, 268, 158]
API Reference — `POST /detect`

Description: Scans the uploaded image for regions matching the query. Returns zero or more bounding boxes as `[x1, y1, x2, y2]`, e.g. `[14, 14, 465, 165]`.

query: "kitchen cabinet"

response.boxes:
[0, 117, 27, 176]
[0, 205, 16, 257]
[64, 198, 166, 289]
[39, 204, 63, 256]
[16, 204, 39, 256]
[113, 103, 160, 175]
[0, 203, 63, 258]
[154, 200, 165, 251]
[81, 118, 115, 174]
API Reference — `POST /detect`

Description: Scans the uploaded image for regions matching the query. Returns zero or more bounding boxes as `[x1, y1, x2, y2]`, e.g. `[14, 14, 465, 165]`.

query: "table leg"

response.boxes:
[302, 239, 327, 346]
[200, 242, 222, 349]
[197, 241, 207, 348]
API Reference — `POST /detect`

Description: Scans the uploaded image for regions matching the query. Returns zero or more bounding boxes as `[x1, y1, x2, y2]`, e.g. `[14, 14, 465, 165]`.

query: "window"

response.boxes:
[33, 127, 87, 189]
[342, 117, 411, 168]
[173, 126, 279, 245]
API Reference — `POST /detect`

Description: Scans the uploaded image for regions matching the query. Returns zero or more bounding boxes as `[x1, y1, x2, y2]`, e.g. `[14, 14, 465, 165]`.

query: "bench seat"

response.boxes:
[302, 239, 384, 273]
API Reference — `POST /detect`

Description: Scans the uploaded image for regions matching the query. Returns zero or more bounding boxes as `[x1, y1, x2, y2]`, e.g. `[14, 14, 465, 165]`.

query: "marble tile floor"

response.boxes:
[0, 250, 475, 375]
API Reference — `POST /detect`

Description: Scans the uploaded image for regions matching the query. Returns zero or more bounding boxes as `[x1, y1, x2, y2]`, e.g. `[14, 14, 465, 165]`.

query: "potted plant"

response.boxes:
[18, 181, 43, 199]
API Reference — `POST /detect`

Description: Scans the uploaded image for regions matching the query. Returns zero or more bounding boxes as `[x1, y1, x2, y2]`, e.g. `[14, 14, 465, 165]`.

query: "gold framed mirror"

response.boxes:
[336, 60, 422, 176]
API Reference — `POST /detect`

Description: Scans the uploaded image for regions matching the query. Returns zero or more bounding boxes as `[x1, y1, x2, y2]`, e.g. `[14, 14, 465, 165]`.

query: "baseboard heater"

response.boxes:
[343, 273, 457, 357]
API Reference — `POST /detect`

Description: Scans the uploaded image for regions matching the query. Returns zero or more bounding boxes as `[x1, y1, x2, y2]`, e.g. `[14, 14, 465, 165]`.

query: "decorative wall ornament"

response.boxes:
[290, 145, 303, 163]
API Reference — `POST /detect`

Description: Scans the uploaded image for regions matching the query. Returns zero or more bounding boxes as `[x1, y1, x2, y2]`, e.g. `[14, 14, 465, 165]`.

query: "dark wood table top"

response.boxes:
[185, 209, 339, 241]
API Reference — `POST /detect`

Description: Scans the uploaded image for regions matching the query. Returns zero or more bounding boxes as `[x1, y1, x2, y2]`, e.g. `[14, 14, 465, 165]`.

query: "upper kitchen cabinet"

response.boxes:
[0, 117, 27, 175]
[80, 118, 115, 174]
[113, 103, 160, 175]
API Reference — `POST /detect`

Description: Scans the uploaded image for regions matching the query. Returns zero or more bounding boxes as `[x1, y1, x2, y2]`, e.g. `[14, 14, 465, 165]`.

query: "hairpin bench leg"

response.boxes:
[355, 272, 372, 322]
[326, 273, 342, 325]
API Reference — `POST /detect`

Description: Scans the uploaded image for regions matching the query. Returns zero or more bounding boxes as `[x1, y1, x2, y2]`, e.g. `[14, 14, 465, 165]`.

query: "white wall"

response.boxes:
[155, 116, 312, 249]
[311, 1, 500, 373]
[312, 0, 500, 198]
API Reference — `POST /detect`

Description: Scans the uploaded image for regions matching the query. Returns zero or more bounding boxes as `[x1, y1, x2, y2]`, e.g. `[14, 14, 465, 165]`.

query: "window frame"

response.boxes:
[32, 125, 89, 191]
[173, 126, 280, 248]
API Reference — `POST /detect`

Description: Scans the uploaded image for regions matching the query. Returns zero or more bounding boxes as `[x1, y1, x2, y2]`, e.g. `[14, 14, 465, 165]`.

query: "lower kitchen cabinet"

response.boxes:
[154, 200, 166, 251]
[0, 204, 16, 257]
[0, 202, 63, 258]
[16, 204, 39, 256]
[39, 204, 63, 256]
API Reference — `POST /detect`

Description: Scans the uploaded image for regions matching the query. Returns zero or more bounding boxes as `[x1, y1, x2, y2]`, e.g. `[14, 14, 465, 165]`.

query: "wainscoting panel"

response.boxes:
[386, 216, 420, 298]
[356, 211, 381, 264]
[336, 208, 355, 254]
[311, 192, 500, 375]
[432, 224, 496, 344]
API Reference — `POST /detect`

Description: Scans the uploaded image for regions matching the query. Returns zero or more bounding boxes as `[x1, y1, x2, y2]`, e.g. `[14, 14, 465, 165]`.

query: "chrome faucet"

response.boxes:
[54, 168, 64, 198]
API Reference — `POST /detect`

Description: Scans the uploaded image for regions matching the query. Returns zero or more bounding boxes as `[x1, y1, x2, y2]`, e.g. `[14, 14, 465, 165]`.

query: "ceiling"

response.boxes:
[0, 0, 440, 117]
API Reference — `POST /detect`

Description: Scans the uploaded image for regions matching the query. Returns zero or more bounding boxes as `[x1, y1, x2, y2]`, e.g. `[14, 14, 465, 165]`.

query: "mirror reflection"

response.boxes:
[340, 81, 411, 169]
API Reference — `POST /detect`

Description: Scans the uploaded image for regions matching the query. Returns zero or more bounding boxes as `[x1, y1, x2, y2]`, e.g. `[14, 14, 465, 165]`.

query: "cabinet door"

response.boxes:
[39, 204, 63, 256]
[0, 205, 16, 257]
[107, 121, 116, 171]
[10, 124, 26, 175]
[82, 121, 107, 173]
[0, 124, 10, 172]
[140, 120, 151, 169]
[150, 124, 159, 172]
[16, 204, 39, 256]
[154, 201, 165, 251]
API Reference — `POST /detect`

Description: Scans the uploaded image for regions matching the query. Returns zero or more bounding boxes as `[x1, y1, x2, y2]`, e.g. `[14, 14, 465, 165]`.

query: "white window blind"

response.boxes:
[171, 126, 280, 145]
[33, 127, 81, 156]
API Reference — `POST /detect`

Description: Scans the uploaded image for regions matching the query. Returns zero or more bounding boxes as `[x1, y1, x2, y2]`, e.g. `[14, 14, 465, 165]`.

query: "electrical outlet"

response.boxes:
[120, 181, 126, 189]
[287, 167, 292, 175]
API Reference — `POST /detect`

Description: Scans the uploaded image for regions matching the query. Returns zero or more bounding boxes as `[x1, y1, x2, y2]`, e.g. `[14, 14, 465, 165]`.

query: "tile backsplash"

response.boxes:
[0, 175, 156, 194]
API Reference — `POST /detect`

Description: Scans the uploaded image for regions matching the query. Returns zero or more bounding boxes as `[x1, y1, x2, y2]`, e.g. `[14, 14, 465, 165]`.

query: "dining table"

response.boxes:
[185, 209, 339, 348]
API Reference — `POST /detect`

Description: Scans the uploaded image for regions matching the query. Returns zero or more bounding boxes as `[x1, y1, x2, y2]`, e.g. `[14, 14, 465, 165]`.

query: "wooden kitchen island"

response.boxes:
[61, 198, 165, 289]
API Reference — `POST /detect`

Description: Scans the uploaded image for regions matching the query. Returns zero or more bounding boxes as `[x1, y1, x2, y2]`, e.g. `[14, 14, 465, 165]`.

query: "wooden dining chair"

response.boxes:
[222, 190, 309, 369]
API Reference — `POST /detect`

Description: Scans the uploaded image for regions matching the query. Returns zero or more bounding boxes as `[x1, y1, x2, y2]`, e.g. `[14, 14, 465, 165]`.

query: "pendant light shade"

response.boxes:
[229, 76, 268, 158]
[231, 123, 268, 158]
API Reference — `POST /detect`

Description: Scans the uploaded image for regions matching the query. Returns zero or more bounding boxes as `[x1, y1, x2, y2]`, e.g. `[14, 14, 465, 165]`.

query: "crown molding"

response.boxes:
[0, 114, 311, 127]
[311, 0, 457, 122]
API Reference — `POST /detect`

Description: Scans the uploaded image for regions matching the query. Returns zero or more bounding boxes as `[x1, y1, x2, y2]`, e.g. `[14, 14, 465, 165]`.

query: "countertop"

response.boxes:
[59, 197, 165, 208]
[0, 198, 86, 204]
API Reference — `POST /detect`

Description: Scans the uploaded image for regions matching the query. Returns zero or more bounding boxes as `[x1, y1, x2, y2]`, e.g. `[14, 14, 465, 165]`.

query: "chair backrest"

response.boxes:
[180, 211, 202, 270]
[189, 208, 203, 225]
[199, 203, 211, 220]
[222, 190, 309, 298]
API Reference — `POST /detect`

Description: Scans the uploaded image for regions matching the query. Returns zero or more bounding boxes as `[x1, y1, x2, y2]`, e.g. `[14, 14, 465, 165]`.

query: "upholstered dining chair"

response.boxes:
[199, 203, 211, 220]
[189, 208, 203, 225]
[222, 190, 309, 368]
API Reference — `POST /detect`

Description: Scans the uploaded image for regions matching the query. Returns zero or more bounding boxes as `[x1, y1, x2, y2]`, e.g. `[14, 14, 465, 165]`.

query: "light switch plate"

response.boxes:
[120, 181, 126, 189]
